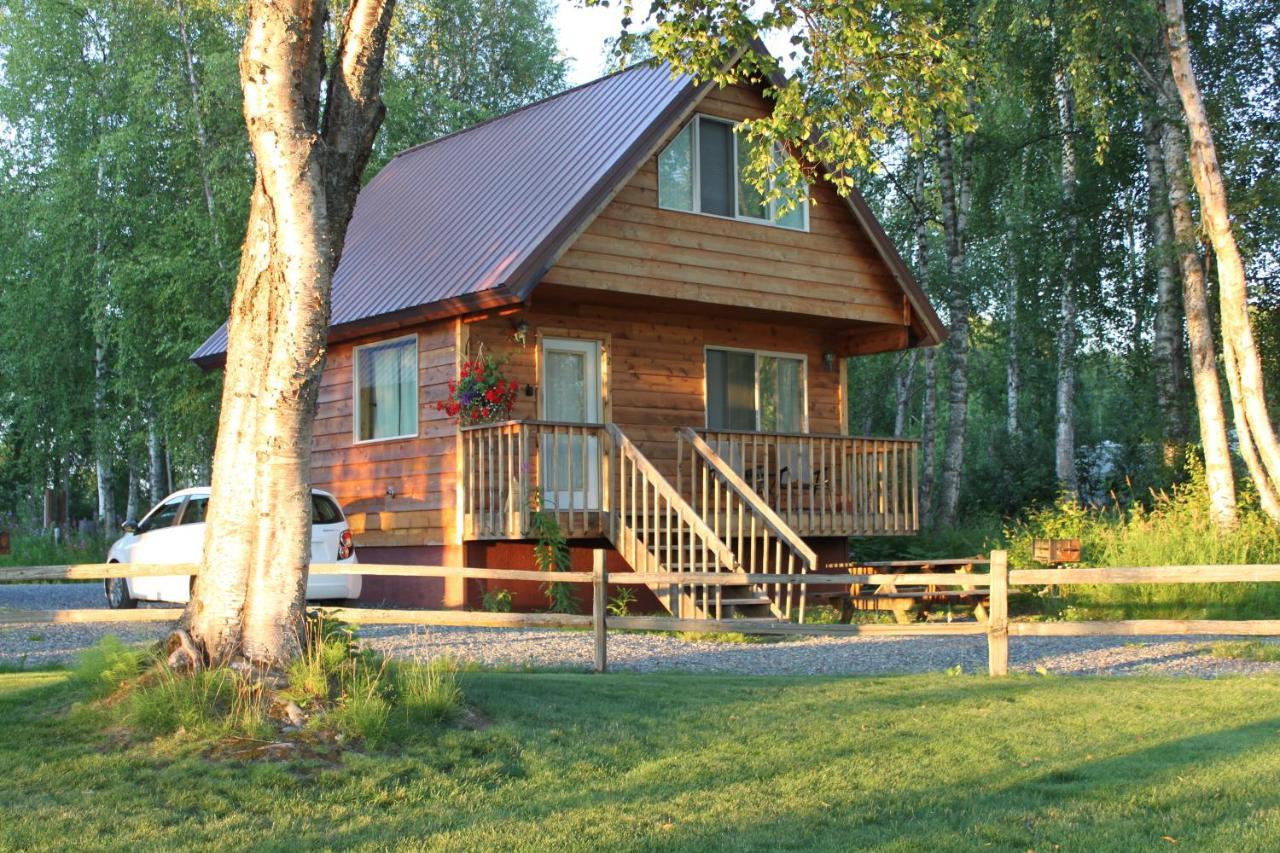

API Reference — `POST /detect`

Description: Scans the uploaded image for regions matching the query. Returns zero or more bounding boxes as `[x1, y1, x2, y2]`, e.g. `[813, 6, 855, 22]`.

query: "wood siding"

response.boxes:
[544, 83, 907, 328]
[467, 297, 845, 482]
[312, 319, 458, 547]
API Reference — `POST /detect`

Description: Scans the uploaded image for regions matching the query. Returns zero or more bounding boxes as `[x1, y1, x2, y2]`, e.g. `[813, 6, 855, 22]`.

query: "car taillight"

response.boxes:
[338, 529, 354, 560]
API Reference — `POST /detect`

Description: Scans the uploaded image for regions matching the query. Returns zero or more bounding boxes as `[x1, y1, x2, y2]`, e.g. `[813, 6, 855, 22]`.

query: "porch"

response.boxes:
[460, 420, 919, 541]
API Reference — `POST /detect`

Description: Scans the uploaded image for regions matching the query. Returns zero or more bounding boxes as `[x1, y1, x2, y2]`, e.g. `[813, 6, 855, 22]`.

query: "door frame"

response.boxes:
[535, 328, 611, 423]
[536, 331, 609, 511]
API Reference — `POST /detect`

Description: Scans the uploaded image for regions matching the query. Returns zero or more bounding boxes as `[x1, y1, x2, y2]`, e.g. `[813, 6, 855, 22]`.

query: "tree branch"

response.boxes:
[322, 0, 397, 258]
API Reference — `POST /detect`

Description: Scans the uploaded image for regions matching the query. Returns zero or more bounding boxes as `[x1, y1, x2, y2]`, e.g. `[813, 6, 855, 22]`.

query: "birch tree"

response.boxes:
[178, 0, 398, 668]
[1161, 0, 1280, 523]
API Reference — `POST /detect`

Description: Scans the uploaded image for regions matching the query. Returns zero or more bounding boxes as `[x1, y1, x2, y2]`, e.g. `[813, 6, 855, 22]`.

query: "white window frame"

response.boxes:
[351, 333, 419, 445]
[658, 114, 810, 232]
[703, 344, 810, 433]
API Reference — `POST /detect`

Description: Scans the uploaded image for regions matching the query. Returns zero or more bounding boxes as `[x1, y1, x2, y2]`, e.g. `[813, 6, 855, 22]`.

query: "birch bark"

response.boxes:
[184, 0, 396, 667]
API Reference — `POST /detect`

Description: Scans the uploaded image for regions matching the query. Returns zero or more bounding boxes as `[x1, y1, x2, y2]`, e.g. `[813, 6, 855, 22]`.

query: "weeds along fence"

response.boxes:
[4, 552, 1280, 675]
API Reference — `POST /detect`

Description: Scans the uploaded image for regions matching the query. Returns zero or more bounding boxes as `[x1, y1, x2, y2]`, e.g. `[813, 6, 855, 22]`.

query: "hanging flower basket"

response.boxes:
[437, 349, 518, 425]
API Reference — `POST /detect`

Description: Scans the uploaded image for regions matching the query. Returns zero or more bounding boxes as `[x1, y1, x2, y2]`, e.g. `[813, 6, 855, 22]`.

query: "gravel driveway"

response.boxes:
[4, 583, 1280, 677]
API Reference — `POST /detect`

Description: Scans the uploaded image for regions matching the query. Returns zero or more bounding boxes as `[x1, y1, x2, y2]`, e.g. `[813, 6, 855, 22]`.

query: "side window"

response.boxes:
[354, 335, 418, 442]
[311, 495, 344, 525]
[178, 497, 208, 525]
[139, 497, 184, 533]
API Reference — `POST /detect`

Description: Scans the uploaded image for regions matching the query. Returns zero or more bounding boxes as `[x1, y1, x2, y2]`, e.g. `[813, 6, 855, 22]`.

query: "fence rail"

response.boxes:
[4, 555, 1280, 675]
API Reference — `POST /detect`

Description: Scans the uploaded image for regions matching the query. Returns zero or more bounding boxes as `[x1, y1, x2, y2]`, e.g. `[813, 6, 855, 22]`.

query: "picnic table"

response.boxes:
[815, 558, 991, 624]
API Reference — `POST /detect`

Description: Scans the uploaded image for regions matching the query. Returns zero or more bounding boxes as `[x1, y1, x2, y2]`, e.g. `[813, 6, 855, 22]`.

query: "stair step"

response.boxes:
[716, 596, 773, 607]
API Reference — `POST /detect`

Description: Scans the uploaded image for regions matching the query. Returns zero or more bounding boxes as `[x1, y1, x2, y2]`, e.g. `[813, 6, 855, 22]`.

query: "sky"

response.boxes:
[553, 1, 643, 85]
[553, 1, 795, 85]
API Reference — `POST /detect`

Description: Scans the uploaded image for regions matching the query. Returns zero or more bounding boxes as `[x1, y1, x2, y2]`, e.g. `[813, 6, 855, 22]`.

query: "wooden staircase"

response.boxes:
[605, 424, 816, 621]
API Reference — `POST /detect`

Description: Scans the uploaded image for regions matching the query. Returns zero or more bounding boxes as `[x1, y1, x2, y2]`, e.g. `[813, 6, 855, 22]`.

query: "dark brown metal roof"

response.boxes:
[192, 52, 944, 366]
[192, 61, 705, 364]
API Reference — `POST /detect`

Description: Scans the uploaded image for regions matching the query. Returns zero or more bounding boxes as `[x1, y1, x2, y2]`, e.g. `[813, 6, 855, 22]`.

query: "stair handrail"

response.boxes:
[676, 427, 819, 572]
[605, 423, 741, 578]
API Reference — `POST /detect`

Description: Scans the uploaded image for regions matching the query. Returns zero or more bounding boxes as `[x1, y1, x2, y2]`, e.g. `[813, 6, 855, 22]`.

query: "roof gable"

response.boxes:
[192, 57, 943, 365]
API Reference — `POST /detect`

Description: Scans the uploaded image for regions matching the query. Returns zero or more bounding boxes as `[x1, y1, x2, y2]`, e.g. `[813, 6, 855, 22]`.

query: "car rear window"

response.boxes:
[179, 497, 208, 525]
[312, 495, 344, 525]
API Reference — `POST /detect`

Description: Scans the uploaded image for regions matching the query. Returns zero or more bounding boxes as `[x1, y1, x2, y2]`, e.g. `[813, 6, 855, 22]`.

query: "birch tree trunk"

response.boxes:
[1142, 106, 1186, 463]
[148, 420, 166, 504]
[920, 349, 937, 527]
[1157, 77, 1238, 528]
[125, 461, 140, 523]
[893, 351, 917, 438]
[936, 120, 972, 527]
[184, 0, 396, 668]
[1164, 0, 1280, 521]
[1004, 230, 1020, 439]
[93, 337, 115, 532]
[910, 161, 937, 524]
[1053, 69, 1079, 498]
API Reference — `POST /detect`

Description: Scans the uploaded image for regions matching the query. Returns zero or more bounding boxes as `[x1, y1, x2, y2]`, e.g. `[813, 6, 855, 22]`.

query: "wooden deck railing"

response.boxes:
[676, 427, 817, 621]
[691, 429, 919, 536]
[461, 420, 606, 539]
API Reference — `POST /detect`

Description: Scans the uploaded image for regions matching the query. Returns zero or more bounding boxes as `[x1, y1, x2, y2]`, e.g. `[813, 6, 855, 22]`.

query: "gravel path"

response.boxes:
[5, 583, 1280, 677]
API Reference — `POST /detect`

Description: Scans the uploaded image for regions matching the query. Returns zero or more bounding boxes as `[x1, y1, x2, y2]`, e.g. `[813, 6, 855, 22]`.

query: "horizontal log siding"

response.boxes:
[469, 298, 843, 484]
[544, 84, 906, 327]
[311, 319, 458, 546]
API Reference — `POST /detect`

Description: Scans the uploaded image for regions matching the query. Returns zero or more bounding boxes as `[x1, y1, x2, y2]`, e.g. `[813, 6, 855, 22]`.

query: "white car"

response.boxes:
[105, 487, 361, 608]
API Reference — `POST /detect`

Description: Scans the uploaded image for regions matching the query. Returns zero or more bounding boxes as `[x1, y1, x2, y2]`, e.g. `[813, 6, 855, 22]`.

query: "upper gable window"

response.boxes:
[658, 116, 808, 231]
[353, 335, 418, 443]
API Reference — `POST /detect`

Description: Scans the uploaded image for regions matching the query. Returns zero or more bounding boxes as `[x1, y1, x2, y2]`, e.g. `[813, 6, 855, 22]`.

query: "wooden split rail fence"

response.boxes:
[4, 553, 1280, 675]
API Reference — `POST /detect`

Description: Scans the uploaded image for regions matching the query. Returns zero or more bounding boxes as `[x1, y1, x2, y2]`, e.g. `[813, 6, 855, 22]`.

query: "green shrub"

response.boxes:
[0, 529, 110, 572]
[607, 587, 636, 617]
[482, 588, 514, 613]
[74, 636, 146, 696]
[1005, 458, 1280, 620]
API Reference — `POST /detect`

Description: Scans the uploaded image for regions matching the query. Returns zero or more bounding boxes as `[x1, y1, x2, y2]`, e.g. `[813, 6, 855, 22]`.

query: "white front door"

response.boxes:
[540, 337, 602, 510]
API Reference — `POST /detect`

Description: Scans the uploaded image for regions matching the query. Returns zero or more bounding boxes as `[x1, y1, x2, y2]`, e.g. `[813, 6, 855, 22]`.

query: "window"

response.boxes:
[139, 497, 184, 533]
[178, 497, 208, 525]
[658, 115, 809, 231]
[312, 494, 344, 525]
[354, 335, 418, 442]
[705, 348, 806, 432]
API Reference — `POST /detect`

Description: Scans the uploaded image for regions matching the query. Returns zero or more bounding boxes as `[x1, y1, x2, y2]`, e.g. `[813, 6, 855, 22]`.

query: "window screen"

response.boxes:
[698, 119, 735, 217]
[356, 336, 417, 441]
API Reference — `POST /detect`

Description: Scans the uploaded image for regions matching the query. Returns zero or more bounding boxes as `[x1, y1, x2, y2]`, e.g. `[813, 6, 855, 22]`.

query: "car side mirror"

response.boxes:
[121, 519, 139, 534]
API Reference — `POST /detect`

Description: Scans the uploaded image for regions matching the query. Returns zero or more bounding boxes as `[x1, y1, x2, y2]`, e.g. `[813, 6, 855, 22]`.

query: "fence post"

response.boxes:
[593, 549, 608, 673]
[987, 549, 1009, 676]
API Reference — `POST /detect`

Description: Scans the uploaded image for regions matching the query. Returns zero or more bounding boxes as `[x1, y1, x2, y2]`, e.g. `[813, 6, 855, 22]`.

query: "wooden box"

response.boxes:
[1033, 538, 1080, 564]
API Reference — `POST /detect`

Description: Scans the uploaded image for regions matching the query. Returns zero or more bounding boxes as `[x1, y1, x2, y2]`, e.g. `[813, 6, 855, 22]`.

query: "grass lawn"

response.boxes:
[4, 668, 1280, 850]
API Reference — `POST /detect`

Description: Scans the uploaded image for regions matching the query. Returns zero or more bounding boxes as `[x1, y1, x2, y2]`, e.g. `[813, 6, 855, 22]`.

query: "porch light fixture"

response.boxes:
[511, 320, 530, 346]
[823, 351, 837, 372]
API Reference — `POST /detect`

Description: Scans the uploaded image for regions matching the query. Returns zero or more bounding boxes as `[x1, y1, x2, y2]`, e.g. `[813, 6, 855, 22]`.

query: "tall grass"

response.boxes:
[1006, 461, 1280, 619]
[71, 615, 462, 750]
[0, 529, 110, 572]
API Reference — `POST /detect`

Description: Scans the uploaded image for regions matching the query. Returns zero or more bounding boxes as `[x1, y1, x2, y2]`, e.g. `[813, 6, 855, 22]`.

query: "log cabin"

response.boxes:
[193, 53, 945, 620]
